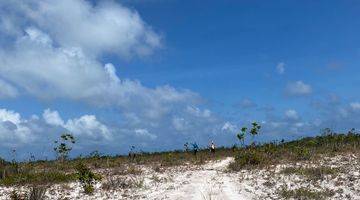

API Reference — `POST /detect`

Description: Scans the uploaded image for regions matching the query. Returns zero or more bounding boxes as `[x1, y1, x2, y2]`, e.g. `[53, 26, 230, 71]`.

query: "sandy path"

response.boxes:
[143, 157, 251, 200]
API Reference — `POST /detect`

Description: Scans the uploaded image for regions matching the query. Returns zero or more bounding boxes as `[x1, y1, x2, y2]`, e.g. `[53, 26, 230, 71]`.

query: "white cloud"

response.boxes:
[134, 129, 157, 140]
[285, 81, 312, 96]
[221, 122, 237, 133]
[0, 0, 234, 155]
[65, 115, 111, 140]
[186, 106, 211, 118]
[0, 1, 200, 124]
[285, 109, 299, 120]
[43, 109, 111, 140]
[276, 62, 285, 74]
[350, 102, 360, 111]
[0, 108, 32, 144]
[1, 0, 161, 58]
[43, 109, 64, 126]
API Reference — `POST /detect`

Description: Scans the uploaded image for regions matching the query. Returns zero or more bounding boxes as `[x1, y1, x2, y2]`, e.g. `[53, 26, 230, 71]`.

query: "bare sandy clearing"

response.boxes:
[140, 157, 250, 200]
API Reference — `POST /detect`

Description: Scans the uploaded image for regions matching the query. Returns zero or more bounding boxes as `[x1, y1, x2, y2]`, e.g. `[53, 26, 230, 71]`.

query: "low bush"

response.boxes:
[280, 166, 340, 181]
[229, 150, 264, 170]
[0, 171, 76, 186]
[279, 187, 335, 200]
[75, 162, 101, 194]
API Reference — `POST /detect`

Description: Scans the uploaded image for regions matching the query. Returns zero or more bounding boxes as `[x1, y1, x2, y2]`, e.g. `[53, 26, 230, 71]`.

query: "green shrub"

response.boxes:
[293, 146, 312, 161]
[229, 150, 263, 170]
[75, 163, 101, 194]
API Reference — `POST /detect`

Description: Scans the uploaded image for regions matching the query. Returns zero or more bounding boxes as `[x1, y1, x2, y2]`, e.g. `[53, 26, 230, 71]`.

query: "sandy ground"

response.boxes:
[1, 155, 360, 199]
[138, 157, 251, 200]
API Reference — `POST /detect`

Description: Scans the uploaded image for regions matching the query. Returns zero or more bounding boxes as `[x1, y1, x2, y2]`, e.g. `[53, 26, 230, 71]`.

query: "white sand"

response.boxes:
[140, 157, 250, 200]
[1, 154, 360, 199]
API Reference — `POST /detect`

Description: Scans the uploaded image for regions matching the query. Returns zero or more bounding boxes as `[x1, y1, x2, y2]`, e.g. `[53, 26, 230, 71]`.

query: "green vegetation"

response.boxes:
[279, 187, 335, 200]
[229, 128, 360, 170]
[280, 166, 341, 181]
[75, 162, 101, 194]
[0, 170, 76, 186]
[54, 133, 76, 161]
[0, 127, 359, 197]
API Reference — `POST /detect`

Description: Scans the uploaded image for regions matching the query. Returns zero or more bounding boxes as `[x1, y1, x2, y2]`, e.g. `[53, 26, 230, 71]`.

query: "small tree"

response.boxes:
[54, 133, 75, 161]
[250, 122, 261, 145]
[237, 127, 247, 147]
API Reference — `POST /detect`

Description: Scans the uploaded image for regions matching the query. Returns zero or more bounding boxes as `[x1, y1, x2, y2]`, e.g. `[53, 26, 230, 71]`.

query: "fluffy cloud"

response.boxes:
[0, 107, 116, 159]
[0, 0, 161, 58]
[0, 0, 202, 127]
[43, 109, 64, 126]
[43, 109, 111, 140]
[285, 81, 312, 96]
[0, 0, 239, 158]
[0, 108, 33, 145]
[276, 62, 285, 74]
[65, 115, 111, 140]
[0, 108, 113, 145]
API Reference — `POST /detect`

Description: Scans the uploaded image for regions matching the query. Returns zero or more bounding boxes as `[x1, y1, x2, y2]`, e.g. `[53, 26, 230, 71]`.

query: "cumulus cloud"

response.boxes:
[0, 0, 238, 157]
[0, 0, 161, 58]
[0, 0, 203, 127]
[285, 81, 312, 96]
[43, 109, 111, 140]
[0, 107, 118, 159]
[43, 109, 64, 126]
[0, 108, 33, 145]
[276, 62, 285, 74]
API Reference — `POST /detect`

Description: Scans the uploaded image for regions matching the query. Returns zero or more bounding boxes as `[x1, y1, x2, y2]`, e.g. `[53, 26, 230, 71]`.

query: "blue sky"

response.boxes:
[0, 0, 360, 160]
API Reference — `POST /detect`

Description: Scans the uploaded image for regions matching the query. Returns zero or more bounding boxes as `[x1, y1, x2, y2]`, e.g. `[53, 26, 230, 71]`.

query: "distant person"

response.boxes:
[192, 142, 199, 156]
[210, 141, 216, 154]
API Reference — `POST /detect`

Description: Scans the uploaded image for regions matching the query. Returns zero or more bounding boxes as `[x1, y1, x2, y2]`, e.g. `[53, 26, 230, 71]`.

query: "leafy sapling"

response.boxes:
[76, 162, 101, 194]
[250, 122, 261, 146]
[237, 127, 247, 148]
[54, 133, 76, 161]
